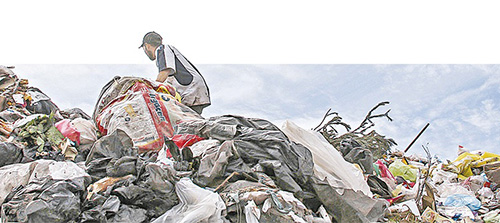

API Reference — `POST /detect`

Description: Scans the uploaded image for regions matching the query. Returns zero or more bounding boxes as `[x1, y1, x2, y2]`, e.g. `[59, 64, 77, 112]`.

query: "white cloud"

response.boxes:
[462, 99, 500, 133]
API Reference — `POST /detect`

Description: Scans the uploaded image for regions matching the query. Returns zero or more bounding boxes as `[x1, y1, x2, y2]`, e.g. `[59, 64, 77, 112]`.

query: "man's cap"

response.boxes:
[139, 31, 163, 49]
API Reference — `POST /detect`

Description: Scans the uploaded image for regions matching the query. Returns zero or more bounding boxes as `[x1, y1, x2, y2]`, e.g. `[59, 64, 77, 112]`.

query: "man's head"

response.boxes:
[139, 31, 163, 60]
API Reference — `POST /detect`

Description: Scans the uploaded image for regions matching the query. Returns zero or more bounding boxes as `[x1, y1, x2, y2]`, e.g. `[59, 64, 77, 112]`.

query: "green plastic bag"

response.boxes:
[388, 159, 418, 182]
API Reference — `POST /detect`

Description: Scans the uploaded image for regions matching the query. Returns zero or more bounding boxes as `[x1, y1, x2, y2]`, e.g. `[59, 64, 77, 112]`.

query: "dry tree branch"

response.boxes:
[351, 101, 393, 135]
[313, 108, 351, 140]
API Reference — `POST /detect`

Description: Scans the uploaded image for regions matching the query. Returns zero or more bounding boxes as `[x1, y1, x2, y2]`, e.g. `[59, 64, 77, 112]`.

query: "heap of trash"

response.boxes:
[0, 65, 499, 223]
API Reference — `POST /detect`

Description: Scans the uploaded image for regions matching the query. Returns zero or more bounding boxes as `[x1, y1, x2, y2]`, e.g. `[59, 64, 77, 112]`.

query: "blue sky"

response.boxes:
[12, 64, 500, 160]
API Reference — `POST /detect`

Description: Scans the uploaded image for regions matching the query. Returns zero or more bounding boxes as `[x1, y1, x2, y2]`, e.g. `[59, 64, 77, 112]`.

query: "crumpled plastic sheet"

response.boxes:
[82, 194, 148, 223]
[281, 120, 388, 223]
[220, 180, 331, 223]
[112, 163, 179, 217]
[25, 87, 60, 116]
[0, 141, 23, 168]
[177, 115, 316, 201]
[83, 130, 179, 221]
[2, 178, 84, 222]
[152, 178, 226, 223]
[367, 175, 392, 198]
[189, 139, 220, 158]
[192, 140, 236, 187]
[0, 159, 90, 204]
[280, 120, 372, 197]
[431, 166, 458, 185]
[0, 160, 90, 222]
[388, 200, 421, 217]
[60, 107, 92, 120]
[339, 138, 374, 174]
[311, 176, 388, 223]
[85, 129, 136, 165]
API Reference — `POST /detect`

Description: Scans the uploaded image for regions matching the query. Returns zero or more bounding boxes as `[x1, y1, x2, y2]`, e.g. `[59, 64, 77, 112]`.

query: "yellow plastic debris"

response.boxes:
[443, 152, 500, 180]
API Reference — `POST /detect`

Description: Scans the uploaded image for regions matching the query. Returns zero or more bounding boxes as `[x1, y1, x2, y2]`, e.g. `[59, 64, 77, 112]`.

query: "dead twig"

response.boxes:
[416, 143, 432, 210]
[313, 108, 351, 141]
[351, 101, 392, 134]
[214, 172, 240, 192]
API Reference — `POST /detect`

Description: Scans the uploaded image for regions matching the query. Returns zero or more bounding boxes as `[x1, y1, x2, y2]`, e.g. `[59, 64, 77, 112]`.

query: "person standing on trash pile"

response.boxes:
[139, 31, 211, 115]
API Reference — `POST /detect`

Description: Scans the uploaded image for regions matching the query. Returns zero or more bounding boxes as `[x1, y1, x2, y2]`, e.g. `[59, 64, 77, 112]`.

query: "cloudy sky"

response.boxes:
[12, 64, 500, 160]
[2, 1, 500, 160]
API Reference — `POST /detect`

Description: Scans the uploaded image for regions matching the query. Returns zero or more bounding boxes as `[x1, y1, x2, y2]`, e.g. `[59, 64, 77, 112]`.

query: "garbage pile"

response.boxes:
[0, 65, 499, 223]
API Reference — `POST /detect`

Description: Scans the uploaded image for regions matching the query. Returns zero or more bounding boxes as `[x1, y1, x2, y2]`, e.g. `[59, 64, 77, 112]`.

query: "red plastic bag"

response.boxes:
[55, 119, 81, 145]
[165, 134, 205, 158]
[376, 159, 396, 181]
[172, 134, 205, 149]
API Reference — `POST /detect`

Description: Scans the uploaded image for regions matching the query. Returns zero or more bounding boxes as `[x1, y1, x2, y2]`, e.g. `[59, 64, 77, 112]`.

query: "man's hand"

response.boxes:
[156, 68, 174, 83]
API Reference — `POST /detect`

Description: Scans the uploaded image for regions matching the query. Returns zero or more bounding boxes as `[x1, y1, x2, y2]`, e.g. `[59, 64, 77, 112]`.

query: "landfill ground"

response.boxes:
[0, 65, 499, 223]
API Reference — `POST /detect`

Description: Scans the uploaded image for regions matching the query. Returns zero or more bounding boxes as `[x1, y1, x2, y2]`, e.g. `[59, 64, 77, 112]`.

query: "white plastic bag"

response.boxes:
[0, 160, 90, 204]
[152, 178, 226, 223]
[71, 118, 97, 145]
[280, 120, 372, 196]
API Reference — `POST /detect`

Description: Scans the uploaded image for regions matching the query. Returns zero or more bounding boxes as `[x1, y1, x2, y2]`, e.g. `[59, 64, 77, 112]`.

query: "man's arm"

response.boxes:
[156, 68, 175, 83]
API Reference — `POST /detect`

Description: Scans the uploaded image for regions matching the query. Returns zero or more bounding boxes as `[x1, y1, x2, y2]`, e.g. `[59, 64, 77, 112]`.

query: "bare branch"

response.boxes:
[351, 101, 392, 134]
[313, 108, 332, 131]
[314, 108, 351, 141]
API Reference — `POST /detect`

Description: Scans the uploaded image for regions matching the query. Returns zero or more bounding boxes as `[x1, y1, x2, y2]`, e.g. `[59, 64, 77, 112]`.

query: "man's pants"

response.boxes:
[189, 105, 205, 115]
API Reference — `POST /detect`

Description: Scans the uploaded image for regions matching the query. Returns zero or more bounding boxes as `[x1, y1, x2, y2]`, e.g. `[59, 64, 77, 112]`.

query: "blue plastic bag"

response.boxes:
[444, 194, 481, 211]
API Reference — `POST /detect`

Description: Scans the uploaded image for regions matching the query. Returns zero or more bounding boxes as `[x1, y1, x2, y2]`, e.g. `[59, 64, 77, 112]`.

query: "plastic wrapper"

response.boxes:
[478, 187, 495, 199]
[431, 166, 458, 184]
